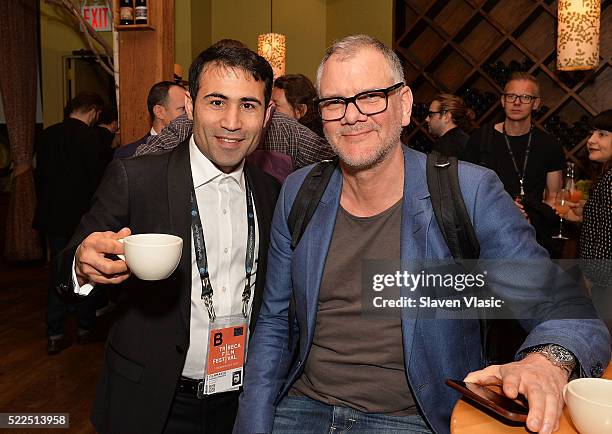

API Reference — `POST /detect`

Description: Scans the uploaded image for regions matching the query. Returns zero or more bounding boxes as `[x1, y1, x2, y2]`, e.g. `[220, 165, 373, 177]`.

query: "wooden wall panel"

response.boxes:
[116, 0, 175, 144]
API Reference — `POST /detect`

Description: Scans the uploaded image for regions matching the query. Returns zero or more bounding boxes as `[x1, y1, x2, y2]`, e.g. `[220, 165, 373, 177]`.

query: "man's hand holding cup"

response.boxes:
[76, 227, 132, 286]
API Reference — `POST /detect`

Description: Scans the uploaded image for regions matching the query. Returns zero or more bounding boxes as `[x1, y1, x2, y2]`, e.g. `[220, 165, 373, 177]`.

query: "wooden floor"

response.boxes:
[0, 261, 107, 433]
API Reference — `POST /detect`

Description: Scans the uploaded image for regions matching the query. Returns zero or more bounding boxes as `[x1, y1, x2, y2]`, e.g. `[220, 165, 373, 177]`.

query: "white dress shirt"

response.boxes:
[73, 135, 259, 381]
[182, 135, 258, 379]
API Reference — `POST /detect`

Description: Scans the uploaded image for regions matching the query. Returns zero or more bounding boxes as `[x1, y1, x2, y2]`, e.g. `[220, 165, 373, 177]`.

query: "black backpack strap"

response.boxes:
[287, 159, 338, 250]
[426, 152, 479, 261]
[427, 152, 496, 363]
[286, 159, 338, 349]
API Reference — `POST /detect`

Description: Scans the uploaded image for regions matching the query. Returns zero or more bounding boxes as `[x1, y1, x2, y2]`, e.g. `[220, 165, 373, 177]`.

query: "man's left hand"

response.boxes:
[464, 354, 569, 433]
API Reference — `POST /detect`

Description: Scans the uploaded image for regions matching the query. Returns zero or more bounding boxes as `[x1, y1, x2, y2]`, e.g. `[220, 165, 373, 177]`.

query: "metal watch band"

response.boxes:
[523, 344, 577, 377]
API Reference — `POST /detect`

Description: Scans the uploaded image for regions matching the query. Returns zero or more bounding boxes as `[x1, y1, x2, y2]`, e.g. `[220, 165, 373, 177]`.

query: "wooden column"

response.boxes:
[116, 1, 174, 144]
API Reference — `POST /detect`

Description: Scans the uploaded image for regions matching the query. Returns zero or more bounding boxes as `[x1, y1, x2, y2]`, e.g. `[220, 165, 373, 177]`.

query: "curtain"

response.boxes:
[0, 0, 42, 261]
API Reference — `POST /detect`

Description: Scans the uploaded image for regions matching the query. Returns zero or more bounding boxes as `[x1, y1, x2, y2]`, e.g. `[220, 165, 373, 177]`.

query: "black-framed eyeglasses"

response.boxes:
[315, 82, 404, 121]
[503, 93, 539, 104]
[426, 110, 446, 118]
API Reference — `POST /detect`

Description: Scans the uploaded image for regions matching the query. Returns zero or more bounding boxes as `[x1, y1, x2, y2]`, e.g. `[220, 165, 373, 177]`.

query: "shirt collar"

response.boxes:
[150, 127, 158, 136]
[189, 135, 245, 190]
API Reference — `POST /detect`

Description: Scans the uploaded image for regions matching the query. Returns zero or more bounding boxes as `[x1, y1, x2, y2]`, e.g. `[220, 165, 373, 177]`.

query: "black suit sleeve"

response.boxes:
[56, 159, 131, 295]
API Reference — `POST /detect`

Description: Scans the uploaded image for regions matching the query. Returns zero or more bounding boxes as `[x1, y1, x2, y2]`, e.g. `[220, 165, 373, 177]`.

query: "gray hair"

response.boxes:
[315, 34, 404, 93]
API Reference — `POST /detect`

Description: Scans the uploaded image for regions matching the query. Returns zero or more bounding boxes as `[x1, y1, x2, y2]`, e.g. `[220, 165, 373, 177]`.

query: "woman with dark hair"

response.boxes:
[562, 109, 612, 335]
[272, 74, 324, 136]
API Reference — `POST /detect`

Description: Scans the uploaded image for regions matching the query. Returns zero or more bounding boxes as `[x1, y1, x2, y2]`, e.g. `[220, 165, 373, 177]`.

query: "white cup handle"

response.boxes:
[116, 238, 125, 261]
[562, 383, 568, 405]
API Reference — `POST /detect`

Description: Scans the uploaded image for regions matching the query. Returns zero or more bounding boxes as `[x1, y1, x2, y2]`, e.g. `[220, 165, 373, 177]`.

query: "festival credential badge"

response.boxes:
[203, 317, 247, 395]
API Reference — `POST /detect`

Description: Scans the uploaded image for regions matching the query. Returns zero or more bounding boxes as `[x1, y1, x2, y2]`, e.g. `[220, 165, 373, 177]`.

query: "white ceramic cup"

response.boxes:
[117, 234, 183, 281]
[563, 377, 612, 434]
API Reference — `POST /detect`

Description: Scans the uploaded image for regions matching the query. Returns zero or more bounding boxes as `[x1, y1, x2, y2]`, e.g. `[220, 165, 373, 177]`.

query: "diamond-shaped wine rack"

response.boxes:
[394, 0, 611, 177]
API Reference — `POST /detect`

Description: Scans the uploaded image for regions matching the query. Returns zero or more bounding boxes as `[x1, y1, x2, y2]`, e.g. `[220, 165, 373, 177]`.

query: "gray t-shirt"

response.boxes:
[290, 199, 417, 415]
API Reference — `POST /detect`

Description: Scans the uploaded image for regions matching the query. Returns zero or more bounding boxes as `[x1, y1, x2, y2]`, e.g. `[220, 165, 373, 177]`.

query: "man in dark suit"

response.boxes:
[57, 47, 280, 433]
[33, 91, 109, 355]
[113, 81, 186, 159]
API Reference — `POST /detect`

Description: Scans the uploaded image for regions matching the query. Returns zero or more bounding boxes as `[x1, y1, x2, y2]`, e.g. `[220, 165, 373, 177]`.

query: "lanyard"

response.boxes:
[502, 123, 532, 197]
[190, 175, 256, 322]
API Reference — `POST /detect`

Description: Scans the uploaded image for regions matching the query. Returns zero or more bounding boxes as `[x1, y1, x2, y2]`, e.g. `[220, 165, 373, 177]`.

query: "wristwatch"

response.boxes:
[522, 344, 577, 377]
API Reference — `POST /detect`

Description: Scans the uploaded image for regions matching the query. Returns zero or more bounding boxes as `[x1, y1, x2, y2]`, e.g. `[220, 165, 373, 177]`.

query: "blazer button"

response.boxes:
[176, 344, 185, 354]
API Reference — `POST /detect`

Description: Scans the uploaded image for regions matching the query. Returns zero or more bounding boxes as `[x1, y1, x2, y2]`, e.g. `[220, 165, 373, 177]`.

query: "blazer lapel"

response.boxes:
[167, 140, 193, 332]
[244, 164, 274, 334]
[400, 147, 433, 367]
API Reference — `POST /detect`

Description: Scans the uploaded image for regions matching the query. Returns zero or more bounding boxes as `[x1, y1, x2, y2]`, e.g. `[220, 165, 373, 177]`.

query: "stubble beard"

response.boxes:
[326, 121, 403, 171]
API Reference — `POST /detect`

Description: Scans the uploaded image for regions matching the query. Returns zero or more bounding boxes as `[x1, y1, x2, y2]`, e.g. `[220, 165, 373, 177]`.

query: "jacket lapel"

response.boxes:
[400, 147, 433, 367]
[244, 164, 274, 334]
[167, 139, 193, 332]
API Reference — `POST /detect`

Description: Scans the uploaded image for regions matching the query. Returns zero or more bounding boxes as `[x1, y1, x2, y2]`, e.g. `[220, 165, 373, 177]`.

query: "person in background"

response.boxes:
[425, 93, 474, 158]
[96, 104, 119, 149]
[113, 81, 186, 159]
[560, 109, 612, 337]
[272, 74, 324, 137]
[33, 91, 109, 355]
[461, 72, 564, 256]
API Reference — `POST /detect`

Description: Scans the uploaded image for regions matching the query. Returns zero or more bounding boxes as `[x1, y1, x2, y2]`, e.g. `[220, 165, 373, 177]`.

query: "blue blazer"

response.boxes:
[235, 147, 610, 434]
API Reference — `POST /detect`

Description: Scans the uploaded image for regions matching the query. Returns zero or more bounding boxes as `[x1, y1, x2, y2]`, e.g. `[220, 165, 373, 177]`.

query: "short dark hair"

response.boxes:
[188, 46, 274, 106]
[97, 104, 118, 125]
[274, 74, 323, 136]
[591, 109, 612, 132]
[210, 39, 247, 49]
[147, 81, 184, 120]
[64, 91, 104, 118]
[274, 74, 316, 110]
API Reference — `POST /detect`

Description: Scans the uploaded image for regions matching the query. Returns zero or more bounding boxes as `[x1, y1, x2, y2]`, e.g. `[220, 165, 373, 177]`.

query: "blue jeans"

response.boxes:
[273, 396, 433, 434]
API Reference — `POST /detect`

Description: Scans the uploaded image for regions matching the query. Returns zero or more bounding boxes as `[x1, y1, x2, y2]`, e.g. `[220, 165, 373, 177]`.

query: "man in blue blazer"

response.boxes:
[235, 35, 611, 434]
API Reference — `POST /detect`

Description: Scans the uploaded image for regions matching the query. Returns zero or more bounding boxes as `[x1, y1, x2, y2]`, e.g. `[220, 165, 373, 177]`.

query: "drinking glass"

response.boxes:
[552, 190, 570, 240]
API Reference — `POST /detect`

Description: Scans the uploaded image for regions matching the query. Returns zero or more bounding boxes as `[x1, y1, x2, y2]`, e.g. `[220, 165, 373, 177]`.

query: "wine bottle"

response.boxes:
[135, 0, 148, 25]
[120, 0, 134, 25]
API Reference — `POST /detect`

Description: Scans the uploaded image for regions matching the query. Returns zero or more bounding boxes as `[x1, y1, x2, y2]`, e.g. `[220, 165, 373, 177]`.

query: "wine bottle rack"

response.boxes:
[394, 0, 611, 177]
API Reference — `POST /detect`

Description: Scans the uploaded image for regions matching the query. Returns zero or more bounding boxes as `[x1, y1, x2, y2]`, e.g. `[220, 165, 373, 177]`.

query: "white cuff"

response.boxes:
[72, 256, 95, 296]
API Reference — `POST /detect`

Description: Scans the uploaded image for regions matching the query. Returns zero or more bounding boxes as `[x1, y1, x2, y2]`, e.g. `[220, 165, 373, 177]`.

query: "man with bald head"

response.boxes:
[234, 35, 610, 434]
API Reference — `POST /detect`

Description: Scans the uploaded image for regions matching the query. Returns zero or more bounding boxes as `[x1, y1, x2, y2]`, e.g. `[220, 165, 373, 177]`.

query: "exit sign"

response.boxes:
[81, 5, 111, 32]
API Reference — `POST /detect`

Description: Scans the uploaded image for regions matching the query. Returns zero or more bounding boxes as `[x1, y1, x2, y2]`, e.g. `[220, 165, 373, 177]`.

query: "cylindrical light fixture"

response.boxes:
[557, 0, 601, 71]
[258, 32, 286, 78]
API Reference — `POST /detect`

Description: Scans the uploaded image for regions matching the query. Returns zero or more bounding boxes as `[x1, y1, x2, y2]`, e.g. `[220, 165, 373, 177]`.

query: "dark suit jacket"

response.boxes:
[57, 139, 280, 434]
[113, 133, 150, 159]
[33, 118, 112, 236]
